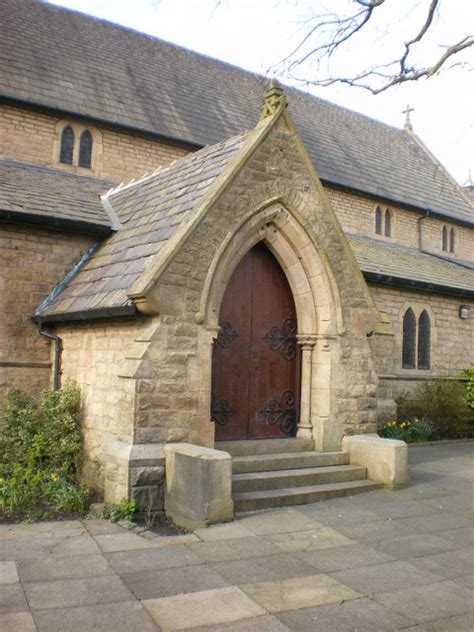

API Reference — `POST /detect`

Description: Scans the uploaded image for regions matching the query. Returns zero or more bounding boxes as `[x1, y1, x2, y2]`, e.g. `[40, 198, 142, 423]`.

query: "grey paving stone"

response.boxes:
[0, 584, 28, 614]
[187, 536, 281, 563]
[94, 532, 163, 552]
[434, 526, 474, 547]
[121, 564, 229, 599]
[374, 533, 460, 560]
[33, 601, 159, 632]
[276, 596, 414, 631]
[143, 586, 266, 630]
[210, 553, 319, 584]
[189, 615, 290, 631]
[362, 499, 438, 520]
[330, 560, 443, 594]
[0, 561, 19, 584]
[195, 522, 256, 541]
[0, 521, 83, 541]
[24, 575, 134, 610]
[0, 611, 37, 632]
[105, 544, 202, 574]
[266, 527, 355, 553]
[18, 554, 114, 583]
[406, 612, 474, 631]
[298, 503, 384, 527]
[408, 547, 474, 579]
[82, 519, 128, 535]
[392, 512, 472, 535]
[237, 508, 321, 534]
[373, 579, 474, 623]
[334, 517, 418, 543]
[388, 483, 457, 501]
[453, 574, 474, 590]
[0, 533, 100, 560]
[240, 574, 360, 612]
[293, 542, 394, 573]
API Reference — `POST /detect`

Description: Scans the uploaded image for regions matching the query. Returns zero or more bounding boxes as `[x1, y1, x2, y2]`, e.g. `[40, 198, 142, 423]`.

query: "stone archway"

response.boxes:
[198, 200, 345, 451]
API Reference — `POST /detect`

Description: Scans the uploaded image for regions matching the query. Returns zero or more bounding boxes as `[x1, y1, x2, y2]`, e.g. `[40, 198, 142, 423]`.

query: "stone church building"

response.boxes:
[1, 0, 473, 519]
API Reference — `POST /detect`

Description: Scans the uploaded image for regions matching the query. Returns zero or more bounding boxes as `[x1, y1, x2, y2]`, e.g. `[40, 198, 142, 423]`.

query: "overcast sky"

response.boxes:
[48, 0, 473, 186]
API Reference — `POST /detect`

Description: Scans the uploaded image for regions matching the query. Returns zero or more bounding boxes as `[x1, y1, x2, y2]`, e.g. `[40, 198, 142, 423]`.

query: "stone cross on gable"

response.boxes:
[259, 79, 287, 121]
[403, 104, 414, 132]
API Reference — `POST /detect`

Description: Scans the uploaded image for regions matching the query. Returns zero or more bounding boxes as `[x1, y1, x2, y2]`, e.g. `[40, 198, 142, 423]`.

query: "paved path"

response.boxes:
[1, 443, 473, 631]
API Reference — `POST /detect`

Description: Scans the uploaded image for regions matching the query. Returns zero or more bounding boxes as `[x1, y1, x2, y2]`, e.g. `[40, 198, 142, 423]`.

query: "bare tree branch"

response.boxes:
[268, 0, 473, 94]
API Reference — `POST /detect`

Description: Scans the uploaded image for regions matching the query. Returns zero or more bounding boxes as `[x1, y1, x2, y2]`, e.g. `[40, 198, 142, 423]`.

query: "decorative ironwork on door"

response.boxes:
[259, 390, 297, 435]
[262, 317, 297, 360]
[216, 321, 239, 349]
[211, 398, 236, 426]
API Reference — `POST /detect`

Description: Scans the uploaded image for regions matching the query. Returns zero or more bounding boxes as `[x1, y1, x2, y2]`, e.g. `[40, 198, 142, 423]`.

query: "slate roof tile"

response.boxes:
[2, 0, 472, 224]
[0, 159, 113, 228]
[349, 235, 474, 294]
[40, 131, 249, 317]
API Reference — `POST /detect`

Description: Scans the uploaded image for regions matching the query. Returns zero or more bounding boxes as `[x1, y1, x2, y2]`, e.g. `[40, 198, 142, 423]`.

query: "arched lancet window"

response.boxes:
[449, 228, 455, 254]
[78, 130, 93, 168]
[59, 126, 74, 164]
[375, 206, 382, 235]
[442, 225, 448, 251]
[384, 209, 392, 237]
[417, 310, 431, 370]
[402, 308, 416, 369]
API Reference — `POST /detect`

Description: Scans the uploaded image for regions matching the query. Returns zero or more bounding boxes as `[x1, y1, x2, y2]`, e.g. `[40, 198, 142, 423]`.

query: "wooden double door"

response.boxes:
[211, 242, 300, 440]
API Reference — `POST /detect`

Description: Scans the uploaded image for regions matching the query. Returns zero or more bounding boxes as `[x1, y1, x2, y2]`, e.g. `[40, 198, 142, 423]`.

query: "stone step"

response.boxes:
[233, 479, 382, 513]
[232, 451, 349, 473]
[232, 464, 367, 493]
[216, 438, 314, 457]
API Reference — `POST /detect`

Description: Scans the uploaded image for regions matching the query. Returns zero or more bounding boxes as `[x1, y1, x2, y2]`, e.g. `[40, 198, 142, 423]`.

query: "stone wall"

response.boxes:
[326, 187, 473, 263]
[368, 283, 474, 398]
[0, 222, 95, 396]
[0, 102, 190, 183]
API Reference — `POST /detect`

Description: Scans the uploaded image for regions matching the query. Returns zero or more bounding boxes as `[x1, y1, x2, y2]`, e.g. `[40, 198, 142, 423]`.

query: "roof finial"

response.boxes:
[402, 104, 414, 132]
[259, 79, 287, 121]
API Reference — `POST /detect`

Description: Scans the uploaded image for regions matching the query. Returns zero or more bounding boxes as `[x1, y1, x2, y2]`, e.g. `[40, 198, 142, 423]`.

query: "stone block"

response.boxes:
[130, 466, 164, 487]
[164, 443, 234, 530]
[342, 434, 409, 489]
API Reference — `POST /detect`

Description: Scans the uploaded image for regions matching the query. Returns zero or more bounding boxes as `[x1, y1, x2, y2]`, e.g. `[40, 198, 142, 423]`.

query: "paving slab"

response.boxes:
[0, 611, 37, 632]
[265, 526, 355, 552]
[240, 574, 360, 613]
[391, 512, 472, 534]
[406, 612, 474, 631]
[0, 583, 28, 614]
[453, 574, 474, 590]
[195, 521, 256, 541]
[373, 579, 474, 623]
[276, 596, 415, 631]
[211, 553, 318, 585]
[82, 519, 131, 536]
[18, 554, 114, 583]
[297, 502, 384, 526]
[187, 536, 281, 563]
[121, 564, 229, 599]
[0, 533, 100, 560]
[24, 575, 134, 610]
[143, 586, 266, 630]
[94, 532, 163, 552]
[408, 547, 474, 579]
[333, 516, 418, 543]
[237, 508, 320, 534]
[294, 542, 394, 572]
[329, 559, 442, 594]
[32, 601, 159, 632]
[105, 544, 202, 574]
[188, 615, 290, 631]
[0, 521, 83, 540]
[431, 526, 474, 547]
[0, 560, 19, 584]
[373, 532, 460, 560]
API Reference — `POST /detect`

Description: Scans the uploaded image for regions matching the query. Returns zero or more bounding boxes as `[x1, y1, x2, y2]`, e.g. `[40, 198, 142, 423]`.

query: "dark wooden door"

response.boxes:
[211, 242, 300, 440]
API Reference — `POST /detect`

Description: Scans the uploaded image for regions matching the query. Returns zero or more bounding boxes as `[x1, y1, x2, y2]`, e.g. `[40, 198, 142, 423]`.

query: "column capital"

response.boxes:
[296, 334, 318, 348]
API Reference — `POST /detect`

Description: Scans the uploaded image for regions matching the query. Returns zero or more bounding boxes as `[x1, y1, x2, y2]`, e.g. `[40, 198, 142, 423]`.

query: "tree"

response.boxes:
[269, 0, 473, 94]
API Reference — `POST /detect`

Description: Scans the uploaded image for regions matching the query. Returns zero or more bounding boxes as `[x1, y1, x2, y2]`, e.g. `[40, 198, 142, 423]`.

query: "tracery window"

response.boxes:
[374, 206, 393, 238]
[78, 130, 93, 168]
[59, 126, 74, 164]
[402, 307, 431, 370]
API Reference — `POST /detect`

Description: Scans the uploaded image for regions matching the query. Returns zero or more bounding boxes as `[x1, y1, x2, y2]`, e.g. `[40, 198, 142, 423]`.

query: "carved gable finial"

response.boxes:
[402, 104, 414, 132]
[259, 79, 287, 121]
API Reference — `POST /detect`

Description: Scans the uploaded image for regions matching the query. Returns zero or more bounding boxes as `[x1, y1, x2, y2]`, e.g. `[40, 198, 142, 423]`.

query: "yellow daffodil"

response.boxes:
[51, 473, 58, 481]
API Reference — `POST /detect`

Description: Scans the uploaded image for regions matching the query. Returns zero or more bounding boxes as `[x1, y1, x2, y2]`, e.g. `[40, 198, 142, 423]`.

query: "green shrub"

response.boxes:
[462, 365, 474, 409]
[379, 417, 435, 443]
[0, 384, 86, 518]
[88, 498, 137, 523]
[396, 379, 473, 439]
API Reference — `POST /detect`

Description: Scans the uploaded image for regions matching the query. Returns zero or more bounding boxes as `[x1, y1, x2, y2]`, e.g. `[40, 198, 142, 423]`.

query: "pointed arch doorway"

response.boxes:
[211, 242, 301, 440]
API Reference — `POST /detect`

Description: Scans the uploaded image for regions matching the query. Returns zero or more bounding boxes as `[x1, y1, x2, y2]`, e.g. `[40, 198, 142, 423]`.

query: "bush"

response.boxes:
[396, 379, 474, 439]
[88, 498, 137, 523]
[0, 384, 86, 518]
[379, 417, 435, 443]
[462, 365, 474, 410]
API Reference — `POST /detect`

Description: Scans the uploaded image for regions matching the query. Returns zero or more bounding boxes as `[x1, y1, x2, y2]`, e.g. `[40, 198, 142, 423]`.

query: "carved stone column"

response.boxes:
[296, 335, 317, 440]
